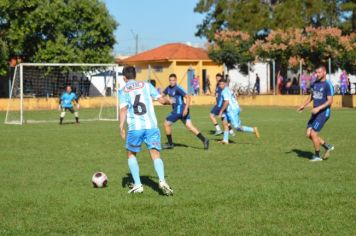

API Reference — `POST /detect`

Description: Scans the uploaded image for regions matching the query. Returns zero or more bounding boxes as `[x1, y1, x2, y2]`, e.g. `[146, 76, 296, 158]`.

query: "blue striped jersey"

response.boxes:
[119, 80, 160, 131]
[221, 87, 240, 113]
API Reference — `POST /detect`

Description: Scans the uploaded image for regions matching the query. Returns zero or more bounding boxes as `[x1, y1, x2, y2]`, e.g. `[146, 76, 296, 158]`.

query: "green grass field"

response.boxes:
[0, 106, 355, 235]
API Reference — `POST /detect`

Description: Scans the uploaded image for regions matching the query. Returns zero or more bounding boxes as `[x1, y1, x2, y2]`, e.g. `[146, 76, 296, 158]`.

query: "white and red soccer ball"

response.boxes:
[92, 172, 108, 188]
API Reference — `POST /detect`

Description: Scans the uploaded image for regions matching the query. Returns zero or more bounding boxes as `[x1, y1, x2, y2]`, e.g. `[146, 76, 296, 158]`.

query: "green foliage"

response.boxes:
[0, 106, 355, 235]
[195, 0, 355, 39]
[0, 0, 117, 73]
[208, 31, 254, 70]
[0, 38, 8, 75]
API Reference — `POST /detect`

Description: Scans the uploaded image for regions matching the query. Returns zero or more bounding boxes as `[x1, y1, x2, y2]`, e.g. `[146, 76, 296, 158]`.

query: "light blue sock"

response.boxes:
[223, 131, 229, 142]
[153, 158, 165, 181]
[128, 156, 141, 185]
[241, 126, 254, 133]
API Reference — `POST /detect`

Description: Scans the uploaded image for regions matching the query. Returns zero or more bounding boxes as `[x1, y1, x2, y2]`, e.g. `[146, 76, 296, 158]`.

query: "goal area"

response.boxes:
[5, 63, 123, 125]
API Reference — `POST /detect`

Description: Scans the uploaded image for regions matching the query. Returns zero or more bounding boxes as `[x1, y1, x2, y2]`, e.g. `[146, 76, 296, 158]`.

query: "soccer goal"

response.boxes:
[5, 63, 124, 124]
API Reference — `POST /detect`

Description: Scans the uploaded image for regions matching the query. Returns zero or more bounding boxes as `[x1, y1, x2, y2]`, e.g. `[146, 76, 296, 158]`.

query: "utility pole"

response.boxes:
[131, 30, 138, 55]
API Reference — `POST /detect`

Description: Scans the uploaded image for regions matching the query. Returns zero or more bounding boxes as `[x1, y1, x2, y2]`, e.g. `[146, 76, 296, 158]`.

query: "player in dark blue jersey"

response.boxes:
[59, 85, 80, 124]
[298, 66, 334, 161]
[161, 73, 209, 150]
[209, 73, 235, 136]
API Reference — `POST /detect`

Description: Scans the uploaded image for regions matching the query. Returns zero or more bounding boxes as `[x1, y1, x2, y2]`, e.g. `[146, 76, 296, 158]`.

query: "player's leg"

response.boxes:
[126, 130, 144, 193]
[218, 117, 230, 144]
[74, 108, 79, 123]
[59, 108, 66, 124]
[230, 111, 260, 138]
[210, 106, 222, 135]
[163, 113, 178, 149]
[145, 129, 173, 195]
[68, 108, 79, 123]
[309, 129, 323, 161]
[183, 115, 209, 149]
[313, 115, 334, 160]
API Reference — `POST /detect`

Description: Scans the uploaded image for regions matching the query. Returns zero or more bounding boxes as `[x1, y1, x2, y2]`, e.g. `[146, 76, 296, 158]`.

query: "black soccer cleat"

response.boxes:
[162, 143, 174, 149]
[203, 139, 209, 150]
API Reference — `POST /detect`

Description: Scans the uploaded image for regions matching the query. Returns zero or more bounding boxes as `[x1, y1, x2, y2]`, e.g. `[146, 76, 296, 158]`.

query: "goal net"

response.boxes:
[5, 63, 124, 124]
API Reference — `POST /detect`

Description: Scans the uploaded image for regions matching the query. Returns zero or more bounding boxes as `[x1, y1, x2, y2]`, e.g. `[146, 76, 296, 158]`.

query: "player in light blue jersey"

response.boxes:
[217, 79, 260, 144]
[59, 85, 80, 124]
[209, 73, 235, 136]
[119, 66, 173, 195]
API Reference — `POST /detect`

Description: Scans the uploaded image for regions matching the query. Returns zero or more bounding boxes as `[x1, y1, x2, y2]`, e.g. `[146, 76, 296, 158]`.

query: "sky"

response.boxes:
[103, 0, 206, 56]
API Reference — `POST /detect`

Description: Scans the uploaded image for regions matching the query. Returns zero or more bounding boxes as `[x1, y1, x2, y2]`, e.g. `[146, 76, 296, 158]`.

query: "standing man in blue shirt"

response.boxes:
[59, 85, 80, 124]
[298, 65, 335, 161]
[161, 73, 209, 150]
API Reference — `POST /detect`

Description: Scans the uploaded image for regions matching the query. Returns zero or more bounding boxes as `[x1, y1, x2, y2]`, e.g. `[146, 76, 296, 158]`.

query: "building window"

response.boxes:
[153, 65, 163, 73]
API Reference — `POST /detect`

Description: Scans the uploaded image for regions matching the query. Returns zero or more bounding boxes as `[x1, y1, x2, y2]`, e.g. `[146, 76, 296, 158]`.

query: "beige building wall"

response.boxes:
[125, 60, 223, 93]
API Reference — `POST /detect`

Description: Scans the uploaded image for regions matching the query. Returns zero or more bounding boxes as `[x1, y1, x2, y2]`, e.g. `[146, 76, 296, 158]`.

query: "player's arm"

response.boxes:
[73, 95, 80, 109]
[119, 91, 128, 140]
[183, 94, 191, 116]
[159, 87, 171, 105]
[58, 96, 62, 110]
[297, 93, 313, 112]
[119, 106, 127, 140]
[218, 100, 229, 117]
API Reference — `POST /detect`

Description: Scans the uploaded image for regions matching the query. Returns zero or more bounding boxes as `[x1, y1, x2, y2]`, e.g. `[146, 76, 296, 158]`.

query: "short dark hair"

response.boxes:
[216, 73, 223, 78]
[219, 78, 227, 83]
[169, 73, 177, 79]
[317, 65, 326, 71]
[123, 66, 136, 80]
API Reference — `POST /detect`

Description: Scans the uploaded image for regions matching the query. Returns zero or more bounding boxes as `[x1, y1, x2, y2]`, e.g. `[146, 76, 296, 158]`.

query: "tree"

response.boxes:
[339, 0, 356, 33]
[208, 30, 254, 70]
[194, 0, 354, 39]
[250, 27, 356, 74]
[195, 0, 270, 40]
[0, 0, 117, 74]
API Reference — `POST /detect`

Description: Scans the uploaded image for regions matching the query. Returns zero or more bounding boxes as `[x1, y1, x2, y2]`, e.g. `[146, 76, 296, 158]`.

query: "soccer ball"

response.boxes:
[92, 172, 108, 188]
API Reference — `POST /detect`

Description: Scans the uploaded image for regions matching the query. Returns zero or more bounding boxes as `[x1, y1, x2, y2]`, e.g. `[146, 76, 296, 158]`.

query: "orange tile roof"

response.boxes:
[121, 43, 210, 63]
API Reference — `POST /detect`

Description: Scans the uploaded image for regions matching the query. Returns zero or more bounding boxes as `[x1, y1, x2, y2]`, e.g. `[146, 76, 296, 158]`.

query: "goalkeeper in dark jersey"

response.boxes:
[59, 85, 80, 124]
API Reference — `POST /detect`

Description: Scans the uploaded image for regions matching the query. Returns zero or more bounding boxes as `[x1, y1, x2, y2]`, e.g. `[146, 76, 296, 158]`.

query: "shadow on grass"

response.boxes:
[162, 143, 202, 150]
[287, 149, 313, 159]
[209, 130, 222, 135]
[122, 173, 165, 196]
[211, 138, 236, 144]
[60, 121, 78, 125]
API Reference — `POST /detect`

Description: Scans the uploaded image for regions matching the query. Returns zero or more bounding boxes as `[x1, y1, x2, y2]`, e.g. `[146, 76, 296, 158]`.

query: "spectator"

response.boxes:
[340, 70, 348, 95]
[84, 77, 90, 97]
[205, 74, 211, 95]
[192, 75, 200, 95]
[277, 72, 283, 95]
[254, 73, 260, 94]
[347, 77, 351, 94]
[300, 72, 308, 95]
[285, 78, 292, 94]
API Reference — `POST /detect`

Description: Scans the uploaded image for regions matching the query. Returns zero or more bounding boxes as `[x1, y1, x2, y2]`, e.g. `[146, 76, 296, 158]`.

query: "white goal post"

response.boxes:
[5, 63, 124, 125]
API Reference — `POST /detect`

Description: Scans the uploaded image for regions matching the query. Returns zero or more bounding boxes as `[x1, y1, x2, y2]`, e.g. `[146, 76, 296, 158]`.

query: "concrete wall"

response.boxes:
[1, 95, 355, 111]
[228, 63, 270, 94]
